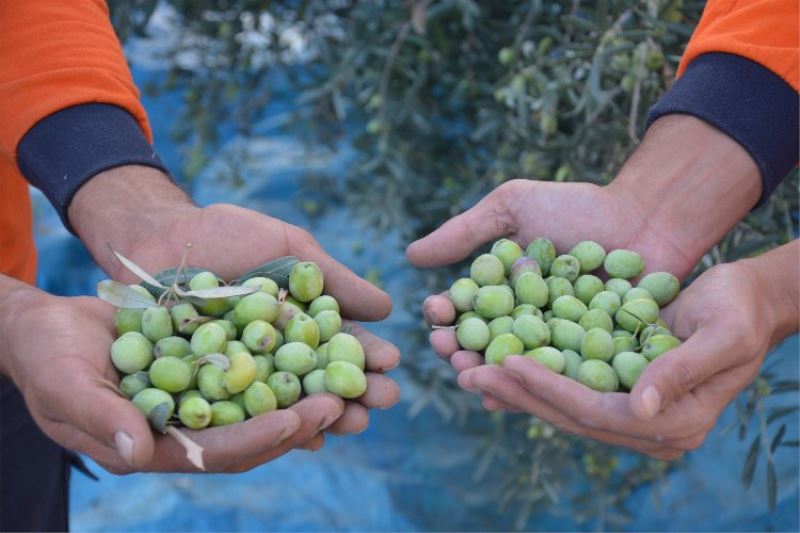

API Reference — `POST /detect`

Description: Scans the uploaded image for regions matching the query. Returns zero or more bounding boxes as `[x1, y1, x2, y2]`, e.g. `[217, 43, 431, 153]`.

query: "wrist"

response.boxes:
[606, 115, 761, 274]
[738, 241, 800, 346]
[68, 165, 198, 275]
[0, 278, 50, 381]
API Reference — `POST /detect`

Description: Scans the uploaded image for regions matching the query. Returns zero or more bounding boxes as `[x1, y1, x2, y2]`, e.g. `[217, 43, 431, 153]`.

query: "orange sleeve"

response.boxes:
[0, 0, 152, 162]
[677, 0, 799, 91]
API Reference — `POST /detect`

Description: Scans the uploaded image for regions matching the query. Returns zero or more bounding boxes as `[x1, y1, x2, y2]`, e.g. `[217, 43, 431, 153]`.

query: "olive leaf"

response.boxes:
[112, 250, 168, 288]
[767, 460, 777, 510]
[742, 435, 761, 487]
[184, 286, 257, 299]
[147, 402, 174, 434]
[233, 256, 299, 287]
[97, 280, 159, 309]
[165, 426, 205, 470]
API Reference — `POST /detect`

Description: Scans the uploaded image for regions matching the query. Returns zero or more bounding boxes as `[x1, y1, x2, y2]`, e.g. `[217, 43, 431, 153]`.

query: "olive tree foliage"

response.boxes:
[110, 0, 798, 525]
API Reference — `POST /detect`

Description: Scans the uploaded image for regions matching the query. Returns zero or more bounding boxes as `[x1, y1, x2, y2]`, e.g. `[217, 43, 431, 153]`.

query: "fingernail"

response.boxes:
[114, 431, 135, 466]
[273, 427, 295, 447]
[641, 386, 661, 419]
[316, 414, 338, 432]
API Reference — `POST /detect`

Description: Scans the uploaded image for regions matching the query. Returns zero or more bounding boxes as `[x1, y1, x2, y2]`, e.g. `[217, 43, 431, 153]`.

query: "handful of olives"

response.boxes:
[105, 259, 367, 434]
[443, 238, 682, 392]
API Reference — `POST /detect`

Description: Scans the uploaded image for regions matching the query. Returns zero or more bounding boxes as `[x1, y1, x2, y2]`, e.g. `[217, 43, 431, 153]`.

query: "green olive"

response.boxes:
[302, 369, 328, 396]
[449, 278, 479, 312]
[588, 291, 622, 316]
[484, 333, 524, 366]
[191, 322, 227, 356]
[545, 277, 574, 307]
[514, 272, 549, 308]
[327, 332, 366, 370]
[578, 309, 614, 333]
[324, 361, 367, 399]
[111, 332, 153, 374]
[178, 396, 212, 429]
[577, 360, 619, 392]
[285, 314, 321, 349]
[612, 351, 648, 389]
[569, 241, 606, 273]
[580, 328, 614, 362]
[604, 249, 644, 279]
[641, 334, 681, 361]
[525, 238, 557, 275]
[552, 295, 588, 322]
[604, 278, 632, 299]
[241, 320, 277, 354]
[289, 262, 325, 302]
[456, 317, 491, 351]
[550, 255, 581, 282]
[637, 272, 680, 306]
[267, 371, 302, 408]
[470, 254, 505, 286]
[275, 342, 318, 376]
[149, 356, 192, 393]
[573, 275, 604, 305]
[154, 336, 191, 359]
[512, 315, 550, 350]
[488, 316, 514, 341]
[243, 381, 278, 417]
[474, 285, 514, 319]
[525, 346, 566, 373]
[141, 306, 173, 343]
[308, 295, 340, 317]
[548, 319, 586, 352]
[210, 401, 246, 426]
[490, 239, 524, 275]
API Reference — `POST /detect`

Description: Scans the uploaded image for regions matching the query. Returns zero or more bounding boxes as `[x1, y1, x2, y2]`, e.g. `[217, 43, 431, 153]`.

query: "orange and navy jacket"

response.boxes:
[1, 0, 798, 284]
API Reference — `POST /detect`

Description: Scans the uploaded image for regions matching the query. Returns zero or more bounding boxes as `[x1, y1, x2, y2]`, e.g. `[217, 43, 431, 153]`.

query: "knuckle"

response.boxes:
[672, 359, 700, 394]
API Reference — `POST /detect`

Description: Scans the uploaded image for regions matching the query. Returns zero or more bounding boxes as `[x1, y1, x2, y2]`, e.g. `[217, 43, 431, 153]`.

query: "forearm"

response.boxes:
[607, 114, 762, 268]
[67, 165, 197, 275]
[739, 240, 800, 346]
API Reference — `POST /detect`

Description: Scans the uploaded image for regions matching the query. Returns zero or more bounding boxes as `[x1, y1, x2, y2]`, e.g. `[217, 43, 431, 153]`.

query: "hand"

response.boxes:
[406, 116, 770, 458]
[1, 288, 344, 474]
[407, 177, 691, 376]
[69, 167, 400, 451]
[420, 246, 797, 460]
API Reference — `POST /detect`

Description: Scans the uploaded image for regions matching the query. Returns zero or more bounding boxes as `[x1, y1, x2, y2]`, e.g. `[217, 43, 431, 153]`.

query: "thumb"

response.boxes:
[405, 182, 519, 267]
[299, 245, 392, 321]
[630, 324, 742, 420]
[64, 376, 156, 469]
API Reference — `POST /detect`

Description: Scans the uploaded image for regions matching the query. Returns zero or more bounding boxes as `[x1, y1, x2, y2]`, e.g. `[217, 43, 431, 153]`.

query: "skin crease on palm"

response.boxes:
[0, 165, 401, 474]
[406, 116, 799, 461]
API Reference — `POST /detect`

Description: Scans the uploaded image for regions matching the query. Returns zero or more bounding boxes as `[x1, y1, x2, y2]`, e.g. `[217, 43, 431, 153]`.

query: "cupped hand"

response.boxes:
[406, 179, 782, 459]
[3, 290, 351, 474]
[112, 203, 400, 442]
[435, 258, 779, 459]
[409, 178, 693, 377]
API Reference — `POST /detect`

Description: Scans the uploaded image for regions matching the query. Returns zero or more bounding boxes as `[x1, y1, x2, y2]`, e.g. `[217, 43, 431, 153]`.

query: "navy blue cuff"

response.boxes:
[647, 53, 798, 207]
[17, 103, 170, 233]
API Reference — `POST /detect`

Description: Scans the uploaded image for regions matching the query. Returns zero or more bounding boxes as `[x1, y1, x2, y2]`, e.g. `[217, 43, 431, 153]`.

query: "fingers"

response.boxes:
[406, 184, 517, 267]
[326, 402, 369, 435]
[430, 329, 459, 359]
[298, 244, 392, 321]
[356, 373, 400, 409]
[459, 365, 685, 458]
[349, 323, 400, 372]
[49, 373, 156, 470]
[500, 356, 695, 440]
[423, 294, 456, 326]
[450, 351, 483, 372]
[630, 324, 748, 420]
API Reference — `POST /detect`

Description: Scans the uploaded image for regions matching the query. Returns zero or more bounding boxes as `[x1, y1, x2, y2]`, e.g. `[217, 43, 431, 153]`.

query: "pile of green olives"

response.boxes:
[446, 238, 683, 392]
[110, 261, 367, 432]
